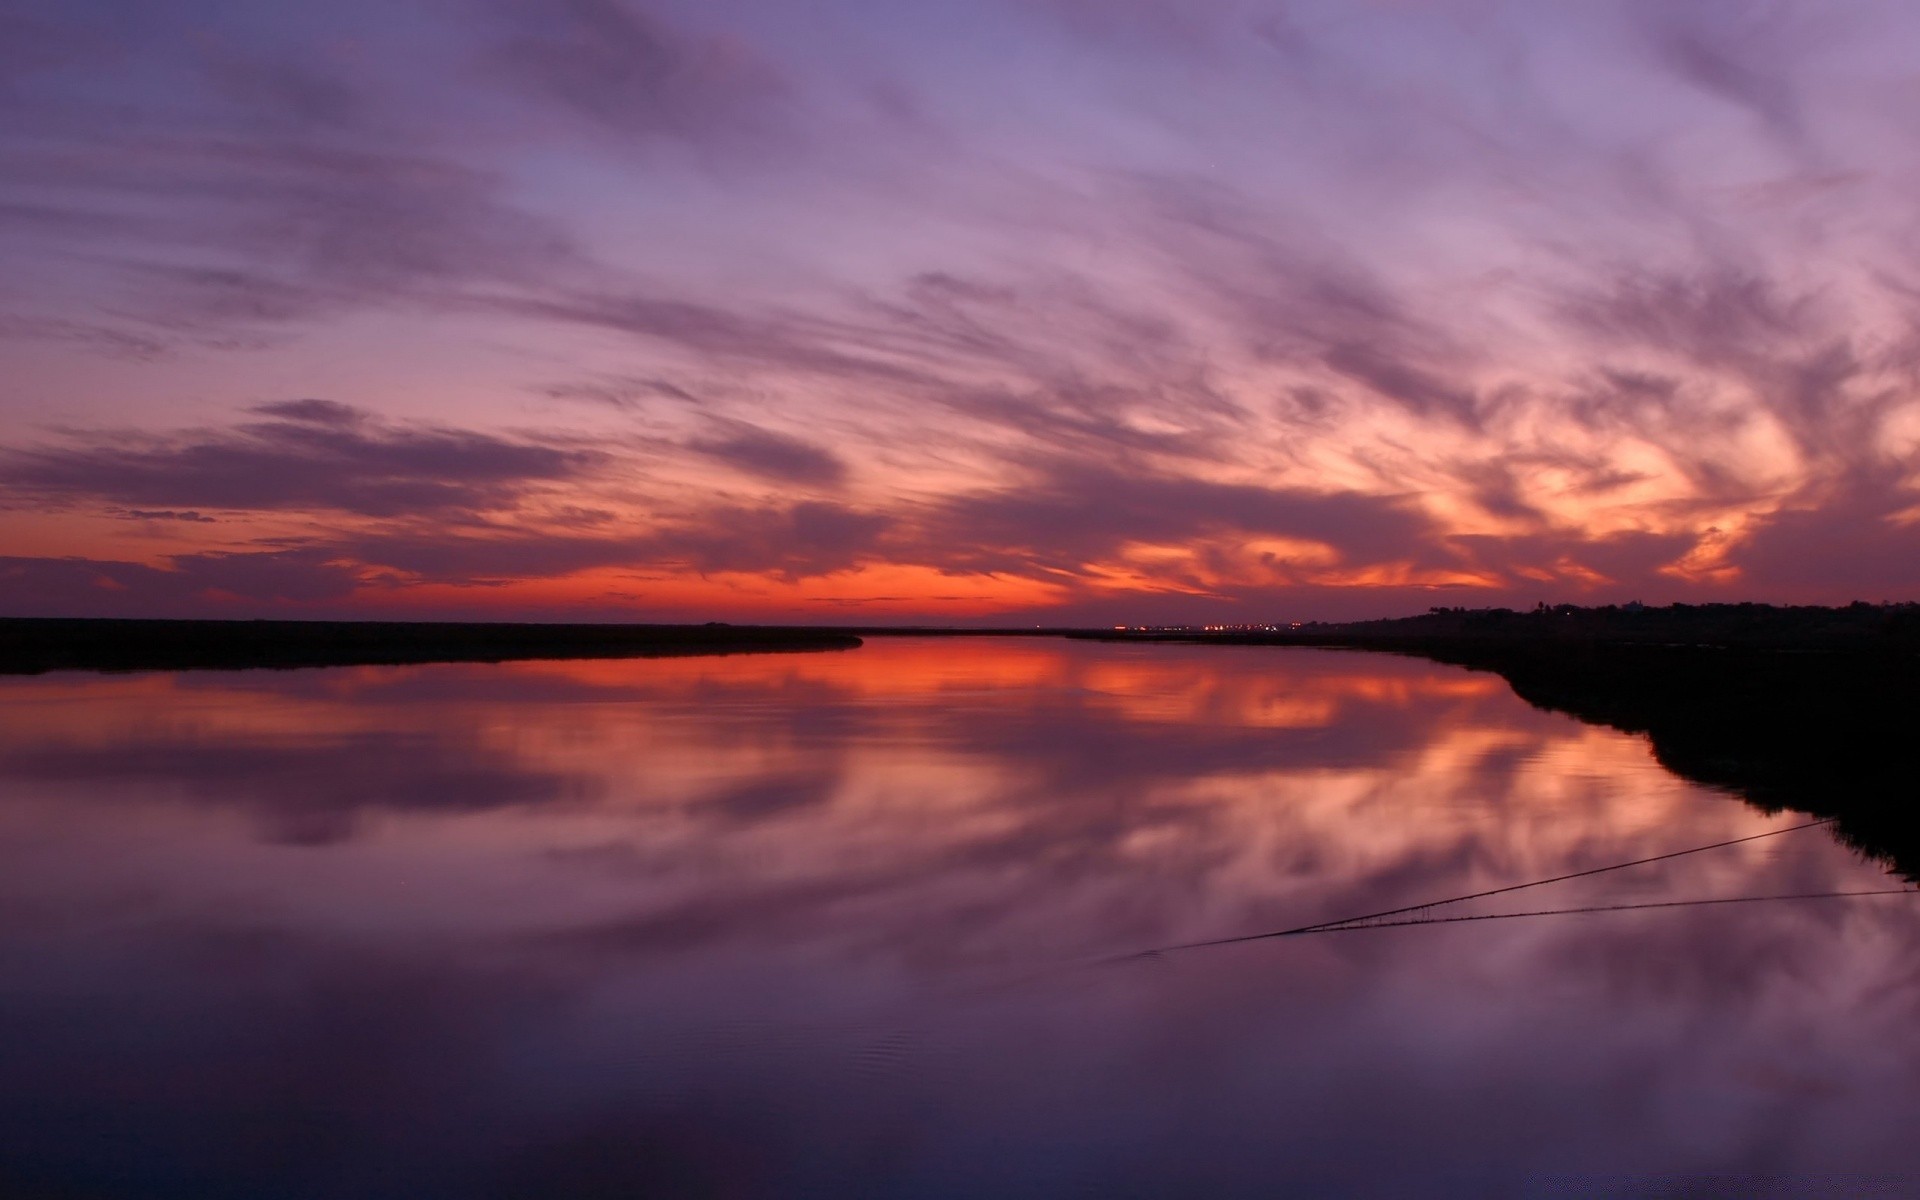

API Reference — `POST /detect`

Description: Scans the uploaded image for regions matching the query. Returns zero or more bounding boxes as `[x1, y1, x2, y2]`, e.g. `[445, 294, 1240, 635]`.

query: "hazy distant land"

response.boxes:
[0, 618, 862, 674]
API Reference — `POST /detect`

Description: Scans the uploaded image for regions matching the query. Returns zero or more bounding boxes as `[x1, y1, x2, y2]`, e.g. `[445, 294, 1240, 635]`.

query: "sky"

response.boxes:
[4, 0, 1920, 624]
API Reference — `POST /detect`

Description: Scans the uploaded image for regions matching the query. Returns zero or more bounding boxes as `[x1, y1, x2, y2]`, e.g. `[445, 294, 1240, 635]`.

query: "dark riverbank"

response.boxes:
[0, 618, 862, 675]
[1082, 604, 1920, 878]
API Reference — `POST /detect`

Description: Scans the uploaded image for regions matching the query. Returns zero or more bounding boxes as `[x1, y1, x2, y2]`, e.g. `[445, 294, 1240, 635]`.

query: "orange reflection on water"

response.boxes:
[0, 636, 1869, 947]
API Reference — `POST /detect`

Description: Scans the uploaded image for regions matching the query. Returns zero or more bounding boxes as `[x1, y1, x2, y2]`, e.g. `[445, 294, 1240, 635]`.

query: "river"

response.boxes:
[1, 638, 1913, 1197]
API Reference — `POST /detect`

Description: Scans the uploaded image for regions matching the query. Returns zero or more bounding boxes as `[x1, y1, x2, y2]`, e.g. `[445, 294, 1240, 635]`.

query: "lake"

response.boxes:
[2, 637, 1915, 1198]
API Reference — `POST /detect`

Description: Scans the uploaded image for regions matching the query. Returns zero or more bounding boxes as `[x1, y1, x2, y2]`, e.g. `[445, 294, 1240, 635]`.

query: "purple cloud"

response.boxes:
[489, 0, 791, 145]
[917, 461, 1441, 580]
[122, 510, 218, 523]
[0, 402, 600, 518]
[0, 549, 360, 616]
[685, 420, 847, 487]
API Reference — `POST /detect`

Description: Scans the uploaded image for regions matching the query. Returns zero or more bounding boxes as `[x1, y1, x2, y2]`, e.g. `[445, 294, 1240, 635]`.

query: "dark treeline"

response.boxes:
[1084, 603, 1920, 879]
[0, 619, 862, 675]
[1299, 599, 1920, 649]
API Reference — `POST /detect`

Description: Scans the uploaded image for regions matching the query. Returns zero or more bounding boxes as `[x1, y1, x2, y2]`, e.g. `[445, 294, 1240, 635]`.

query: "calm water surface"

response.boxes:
[2, 638, 1916, 1197]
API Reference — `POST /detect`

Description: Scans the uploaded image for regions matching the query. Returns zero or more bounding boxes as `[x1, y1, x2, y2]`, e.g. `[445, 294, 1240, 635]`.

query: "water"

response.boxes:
[1, 638, 1915, 1197]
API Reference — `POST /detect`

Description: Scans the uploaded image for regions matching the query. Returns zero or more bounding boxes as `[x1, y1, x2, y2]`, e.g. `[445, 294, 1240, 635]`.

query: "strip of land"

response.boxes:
[0, 618, 861, 675]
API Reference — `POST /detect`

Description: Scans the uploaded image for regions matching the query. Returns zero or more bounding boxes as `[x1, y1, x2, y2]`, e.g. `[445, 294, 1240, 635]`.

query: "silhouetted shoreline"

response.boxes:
[0, 619, 862, 675]
[1083, 603, 1920, 878]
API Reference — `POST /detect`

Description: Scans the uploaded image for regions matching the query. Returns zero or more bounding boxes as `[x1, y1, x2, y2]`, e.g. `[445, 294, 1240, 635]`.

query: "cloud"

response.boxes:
[122, 510, 217, 523]
[1448, 529, 1701, 591]
[919, 461, 1440, 579]
[127, 142, 577, 305]
[0, 548, 363, 615]
[488, 0, 791, 145]
[0, 314, 168, 361]
[540, 376, 700, 409]
[2, 726, 599, 843]
[942, 380, 1240, 462]
[1032, 0, 1236, 55]
[167, 547, 363, 603]
[0, 401, 601, 518]
[1632, 0, 1814, 151]
[685, 420, 847, 487]
[637, 501, 891, 580]
[1105, 172, 1490, 428]
[0, 13, 581, 347]
[494, 290, 934, 387]
[1320, 341, 1478, 425]
[197, 47, 372, 138]
[337, 530, 642, 585]
[252, 398, 363, 425]
[0, 491, 899, 616]
[1561, 268, 1806, 370]
[1730, 479, 1920, 594]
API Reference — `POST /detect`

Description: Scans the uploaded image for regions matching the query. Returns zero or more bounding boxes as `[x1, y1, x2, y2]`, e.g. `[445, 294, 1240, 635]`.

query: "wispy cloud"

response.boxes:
[488, 0, 792, 146]
[685, 419, 848, 487]
[1, 401, 600, 518]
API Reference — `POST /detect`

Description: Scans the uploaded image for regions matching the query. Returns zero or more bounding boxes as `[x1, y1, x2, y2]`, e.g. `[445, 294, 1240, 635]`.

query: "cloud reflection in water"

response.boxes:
[0, 639, 1916, 1197]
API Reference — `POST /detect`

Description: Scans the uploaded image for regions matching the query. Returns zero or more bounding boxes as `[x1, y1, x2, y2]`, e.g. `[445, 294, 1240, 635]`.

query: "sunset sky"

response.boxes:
[5, 0, 1920, 623]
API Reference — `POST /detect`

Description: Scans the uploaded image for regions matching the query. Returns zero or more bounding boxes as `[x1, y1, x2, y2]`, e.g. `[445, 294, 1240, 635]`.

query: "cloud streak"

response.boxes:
[1, 402, 600, 518]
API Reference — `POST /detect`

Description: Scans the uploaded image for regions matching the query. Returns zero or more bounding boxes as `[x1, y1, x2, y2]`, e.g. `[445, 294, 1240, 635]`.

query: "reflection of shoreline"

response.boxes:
[1087, 620, 1920, 881]
[1407, 640, 1920, 882]
[0, 618, 862, 675]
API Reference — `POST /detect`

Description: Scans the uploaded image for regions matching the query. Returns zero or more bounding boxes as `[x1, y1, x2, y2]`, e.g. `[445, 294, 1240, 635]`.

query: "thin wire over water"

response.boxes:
[1117, 817, 1918, 961]
[1257, 889, 1919, 933]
